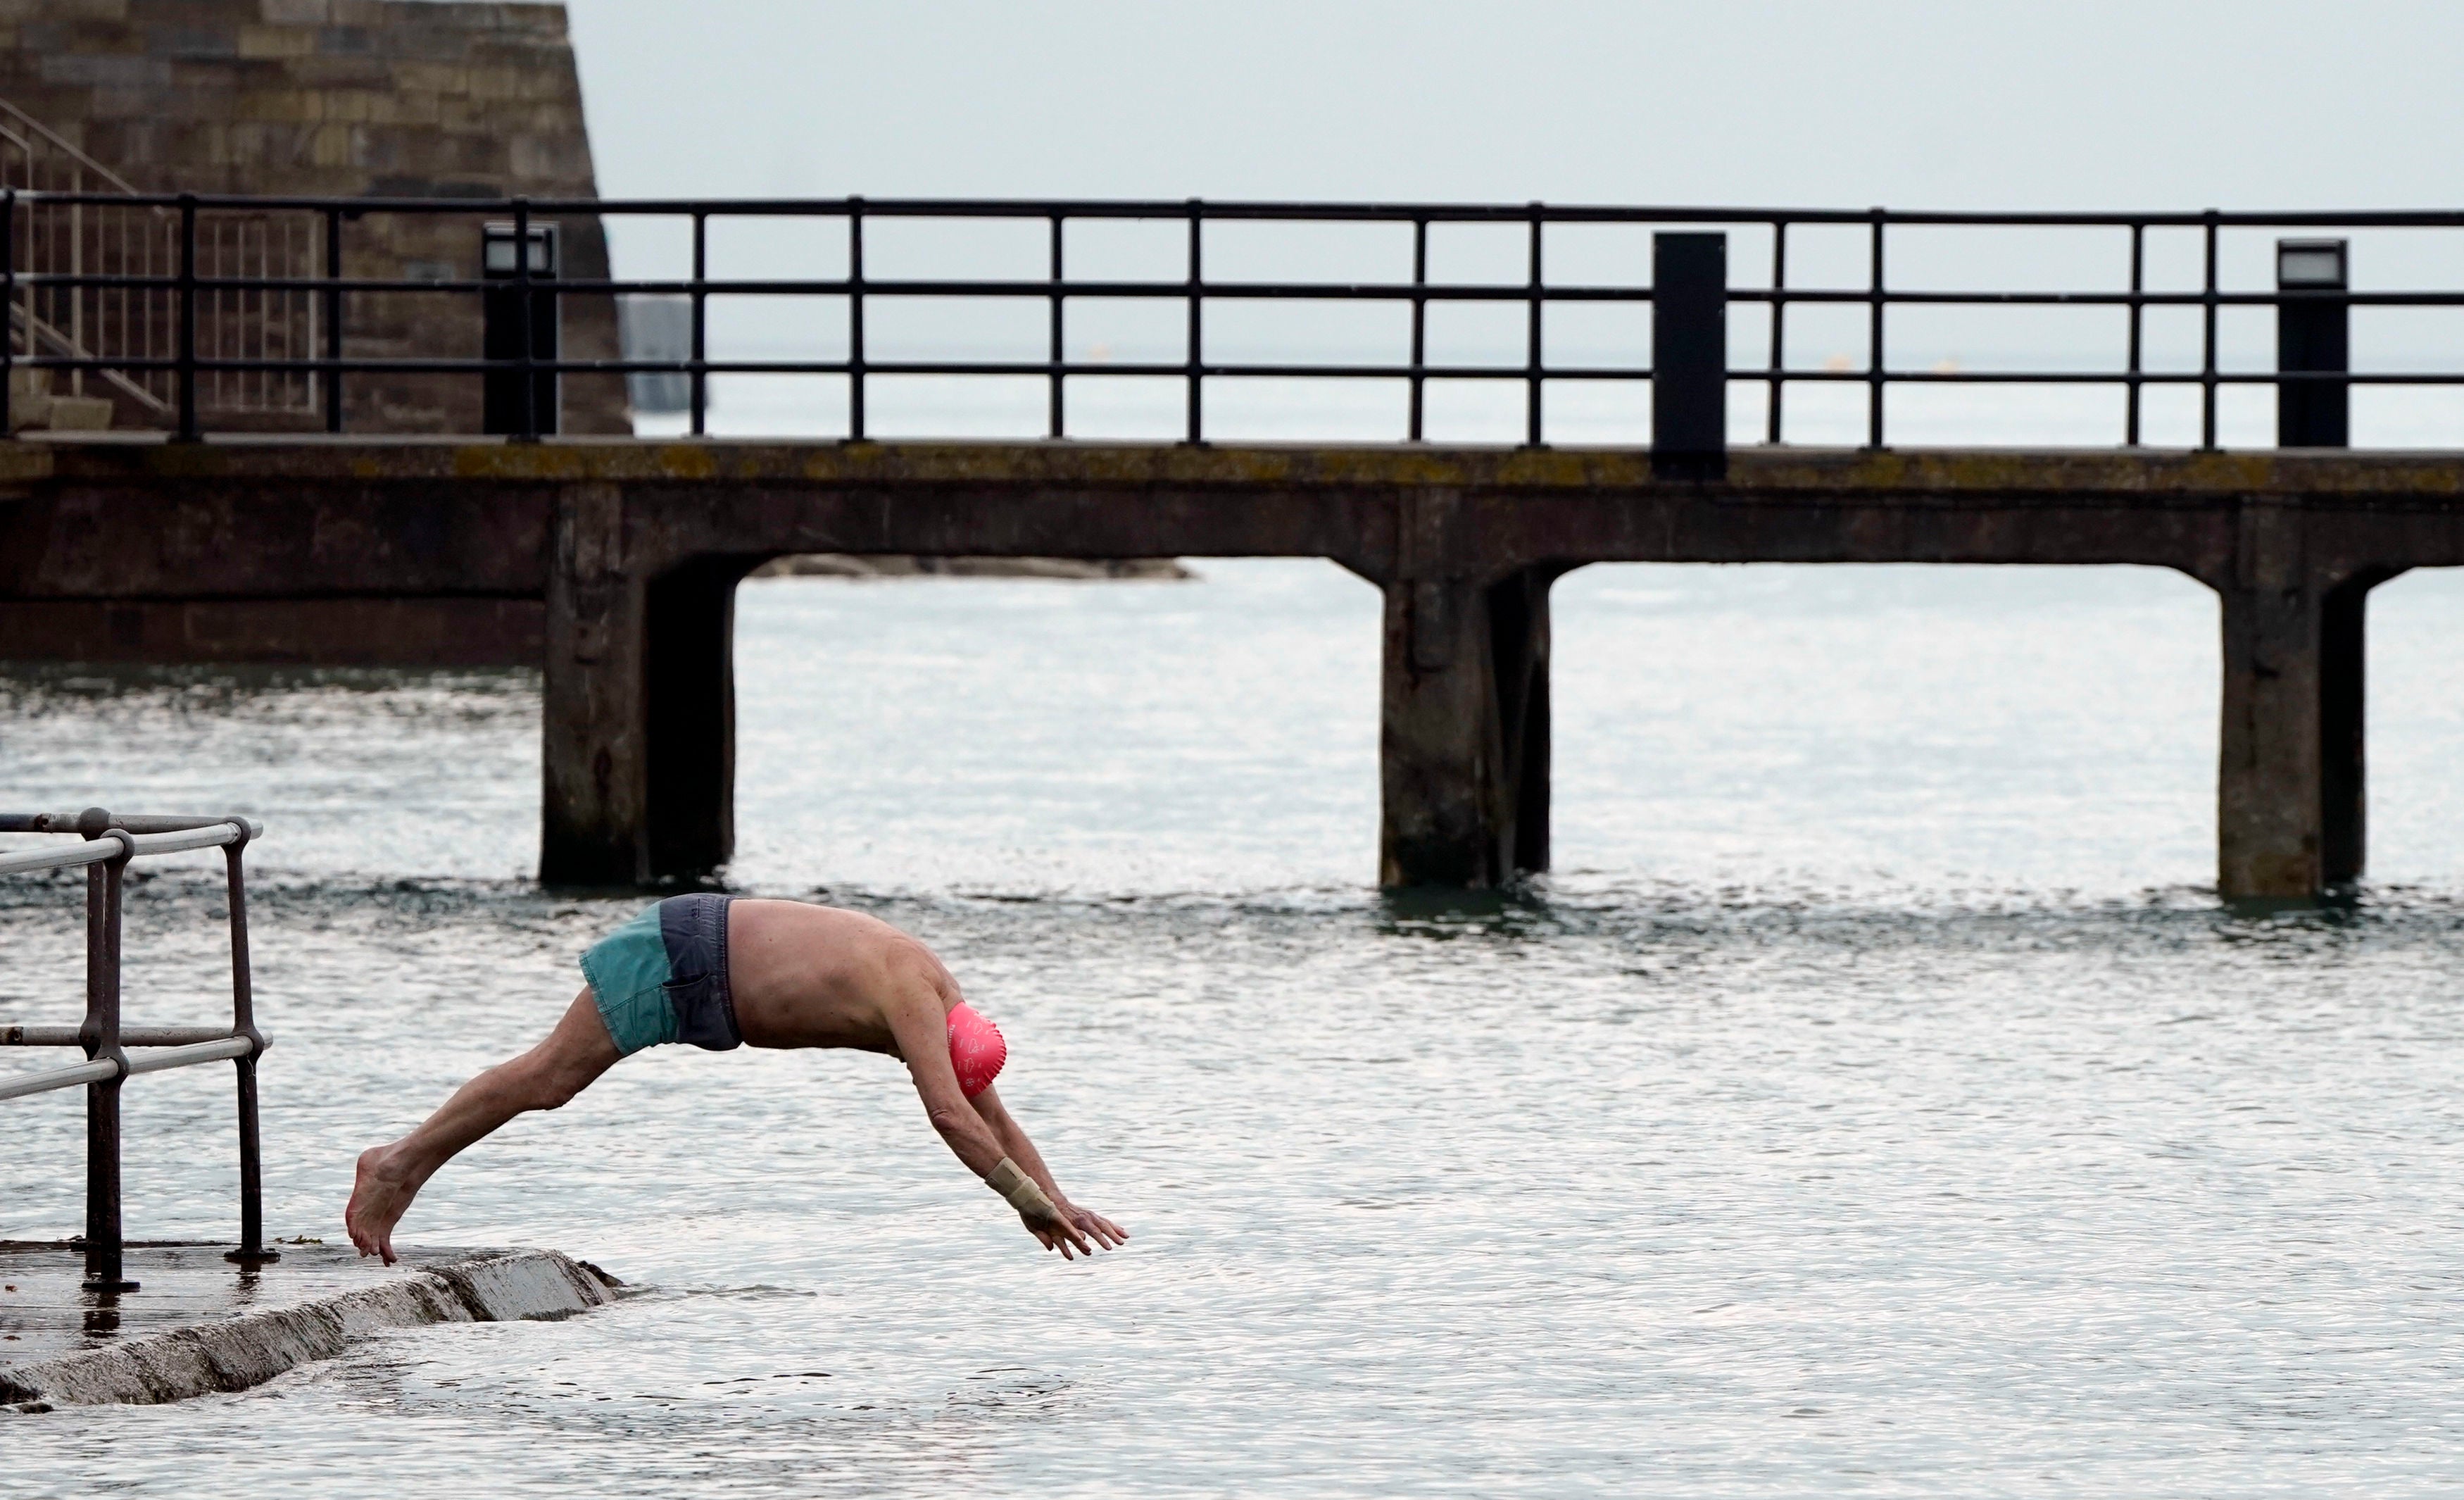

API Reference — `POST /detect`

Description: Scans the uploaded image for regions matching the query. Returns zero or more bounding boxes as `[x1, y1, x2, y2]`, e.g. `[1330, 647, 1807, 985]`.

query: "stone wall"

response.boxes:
[0, 0, 629, 435]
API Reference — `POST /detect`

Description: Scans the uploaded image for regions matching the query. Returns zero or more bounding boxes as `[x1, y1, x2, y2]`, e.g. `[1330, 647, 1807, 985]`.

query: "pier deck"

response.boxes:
[4, 435, 2459, 899]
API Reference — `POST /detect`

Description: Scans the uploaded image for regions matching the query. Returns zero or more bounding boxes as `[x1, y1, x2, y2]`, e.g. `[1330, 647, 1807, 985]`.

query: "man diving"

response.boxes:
[345, 895, 1127, 1264]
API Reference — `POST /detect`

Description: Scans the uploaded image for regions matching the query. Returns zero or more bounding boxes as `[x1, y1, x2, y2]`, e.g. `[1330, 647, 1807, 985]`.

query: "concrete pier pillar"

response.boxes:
[541, 484, 648, 885]
[1378, 565, 1556, 887]
[541, 483, 748, 886]
[2214, 505, 2393, 899]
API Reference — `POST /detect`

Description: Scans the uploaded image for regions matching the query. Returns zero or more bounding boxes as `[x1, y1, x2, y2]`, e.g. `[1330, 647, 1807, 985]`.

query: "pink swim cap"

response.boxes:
[946, 1001, 1007, 1099]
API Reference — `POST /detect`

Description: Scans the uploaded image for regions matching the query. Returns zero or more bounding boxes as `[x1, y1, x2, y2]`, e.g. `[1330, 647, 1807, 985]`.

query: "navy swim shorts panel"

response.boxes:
[659, 892, 742, 1051]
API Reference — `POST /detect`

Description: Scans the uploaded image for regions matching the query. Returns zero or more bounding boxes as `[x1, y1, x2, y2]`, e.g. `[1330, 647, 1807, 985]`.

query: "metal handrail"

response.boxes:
[0, 1056, 115, 1104]
[0, 819, 250, 874]
[0, 806, 275, 1289]
[0, 190, 2450, 447]
[0, 102, 144, 198]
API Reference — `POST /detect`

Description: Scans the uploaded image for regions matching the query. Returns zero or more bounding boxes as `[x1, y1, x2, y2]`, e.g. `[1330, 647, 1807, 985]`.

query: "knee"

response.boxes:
[502, 1058, 586, 1113]
[531, 1067, 586, 1111]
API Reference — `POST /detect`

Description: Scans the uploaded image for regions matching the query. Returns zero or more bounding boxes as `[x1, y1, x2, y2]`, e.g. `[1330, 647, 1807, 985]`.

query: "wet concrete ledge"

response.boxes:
[0, 1242, 620, 1409]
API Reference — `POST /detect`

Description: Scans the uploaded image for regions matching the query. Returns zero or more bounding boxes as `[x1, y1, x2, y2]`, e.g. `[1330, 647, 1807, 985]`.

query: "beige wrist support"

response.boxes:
[986, 1157, 1058, 1218]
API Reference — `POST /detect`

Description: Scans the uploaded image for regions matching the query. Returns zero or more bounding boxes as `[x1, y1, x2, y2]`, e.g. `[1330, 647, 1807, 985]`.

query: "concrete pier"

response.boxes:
[0, 1241, 618, 1408]
[4, 437, 2462, 899]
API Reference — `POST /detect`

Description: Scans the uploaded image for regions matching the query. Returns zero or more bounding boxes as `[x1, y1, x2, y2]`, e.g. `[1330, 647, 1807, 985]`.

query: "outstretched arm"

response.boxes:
[969, 1083, 1128, 1253]
[886, 987, 1100, 1258]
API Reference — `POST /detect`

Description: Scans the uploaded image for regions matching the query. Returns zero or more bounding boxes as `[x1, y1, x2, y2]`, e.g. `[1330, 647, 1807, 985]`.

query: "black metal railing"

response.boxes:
[4, 192, 2456, 450]
[0, 809, 273, 1292]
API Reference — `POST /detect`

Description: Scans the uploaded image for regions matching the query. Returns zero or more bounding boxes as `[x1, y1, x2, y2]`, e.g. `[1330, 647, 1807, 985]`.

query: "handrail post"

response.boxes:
[2, 187, 14, 435]
[689, 209, 707, 437]
[2200, 209, 2220, 451]
[1865, 206, 1885, 450]
[1183, 198, 1202, 445]
[1524, 203, 1543, 447]
[847, 196, 866, 442]
[1408, 218, 1426, 442]
[1765, 219, 1787, 444]
[222, 825, 275, 1265]
[513, 196, 537, 442]
[175, 192, 198, 442]
[2125, 222, 2145, 446]
[322, 206, 343, 434]
[77, 806, 137, 1293]
[1047, 211, 1064, 439]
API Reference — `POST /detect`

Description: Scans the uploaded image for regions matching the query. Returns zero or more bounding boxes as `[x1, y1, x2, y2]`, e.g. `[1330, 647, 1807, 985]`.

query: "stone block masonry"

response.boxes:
[0, 0, 627, 660]
[0, 0, 627, 439]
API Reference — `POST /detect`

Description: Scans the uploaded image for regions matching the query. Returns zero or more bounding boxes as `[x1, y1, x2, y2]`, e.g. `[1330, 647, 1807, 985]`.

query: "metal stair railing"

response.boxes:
[0, 97, 317, 425]
[0, 809, 276, 1292]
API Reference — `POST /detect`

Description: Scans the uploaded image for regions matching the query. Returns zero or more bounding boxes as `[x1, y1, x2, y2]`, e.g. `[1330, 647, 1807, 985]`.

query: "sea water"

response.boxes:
[3, 558, 2463, 1496]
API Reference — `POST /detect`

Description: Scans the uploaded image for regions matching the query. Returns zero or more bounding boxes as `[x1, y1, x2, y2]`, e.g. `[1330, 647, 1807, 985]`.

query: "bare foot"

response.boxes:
[345, 1146, 421, 1265]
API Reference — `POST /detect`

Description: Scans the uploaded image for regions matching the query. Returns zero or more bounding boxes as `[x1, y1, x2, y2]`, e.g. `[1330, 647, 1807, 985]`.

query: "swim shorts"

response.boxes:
[579, 893, 741, 1057]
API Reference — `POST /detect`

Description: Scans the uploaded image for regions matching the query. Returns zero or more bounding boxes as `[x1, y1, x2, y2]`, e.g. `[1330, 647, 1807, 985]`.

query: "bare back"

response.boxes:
[725, 898, 959, 1053]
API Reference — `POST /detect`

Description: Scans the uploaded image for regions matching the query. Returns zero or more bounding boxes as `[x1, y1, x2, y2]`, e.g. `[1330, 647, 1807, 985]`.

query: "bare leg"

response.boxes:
[346, 989, 618, 1264]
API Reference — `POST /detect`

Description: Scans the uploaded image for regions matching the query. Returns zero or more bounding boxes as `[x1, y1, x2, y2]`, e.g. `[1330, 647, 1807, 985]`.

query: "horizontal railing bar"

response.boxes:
[1, 1025, 246, 1047]
[7, 269, 2446, 309]
[125, 822, 248, 856]
[0, 813, 263, 837]
[0, 821, 250, 875]
[0, 1057, 117, 1103]
[0, 840, 121, 875]
[15, 354, 2452, 388]
[124, 1036, 256, 1075]
[20, 189, 2464, 230]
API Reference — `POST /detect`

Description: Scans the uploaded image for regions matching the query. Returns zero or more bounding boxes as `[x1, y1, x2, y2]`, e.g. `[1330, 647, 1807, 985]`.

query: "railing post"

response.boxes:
[2277, 238, 2350, 448]
[176, 193, 198, 441]
[1652, 232, 1728, 481]
[513, 197, 537, 442]
[1865, 206, 1885, 449]
[1047, 212, 1064, 439]
[1524, 204, 1544, 446]
[222, 827, 275, 1265]
[689, 210, 707, 437]
[1408, 218, 1427, 442]
[2, 187, 14, 435]
[848, 197, 866, 442]
[2200, 210, 2220, 451]
[1183, 198, 1202, 444]
[1764, 219, 1787, 444]
[78, 807, 137, 1292]
[2125, 223, 2145, 446]
[322, 207, 343, 434]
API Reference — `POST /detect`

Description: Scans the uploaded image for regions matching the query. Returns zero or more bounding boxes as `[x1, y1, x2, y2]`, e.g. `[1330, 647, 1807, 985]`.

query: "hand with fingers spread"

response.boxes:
[1062, 1202, 1129, 1252]
[1019, 1197, 1130, 1259]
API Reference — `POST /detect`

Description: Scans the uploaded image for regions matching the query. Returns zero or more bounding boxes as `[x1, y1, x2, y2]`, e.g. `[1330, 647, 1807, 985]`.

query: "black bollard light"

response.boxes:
[2277, 238, 2349, 448]
[482, 219, 561, 438]
[1652, 232, 1728, 480]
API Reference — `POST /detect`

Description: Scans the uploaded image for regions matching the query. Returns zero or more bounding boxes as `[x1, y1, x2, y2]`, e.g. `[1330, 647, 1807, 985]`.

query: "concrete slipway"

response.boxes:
[0, 1241, 620, 1409]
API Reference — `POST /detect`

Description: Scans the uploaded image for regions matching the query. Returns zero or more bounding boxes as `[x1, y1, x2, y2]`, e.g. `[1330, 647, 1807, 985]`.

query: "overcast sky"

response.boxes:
[560, 1, 2464, 209]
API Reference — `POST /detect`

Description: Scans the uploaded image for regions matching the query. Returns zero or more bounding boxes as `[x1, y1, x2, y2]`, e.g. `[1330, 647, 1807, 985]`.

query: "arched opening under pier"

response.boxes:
[2357, 567, 2464, 887]
[722, 557, 1383, 896]
[1543, 563, 2221, 896]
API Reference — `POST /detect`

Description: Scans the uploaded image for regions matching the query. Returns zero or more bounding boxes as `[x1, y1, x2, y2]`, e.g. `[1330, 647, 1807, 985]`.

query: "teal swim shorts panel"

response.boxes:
[579, 902, 678, 1056]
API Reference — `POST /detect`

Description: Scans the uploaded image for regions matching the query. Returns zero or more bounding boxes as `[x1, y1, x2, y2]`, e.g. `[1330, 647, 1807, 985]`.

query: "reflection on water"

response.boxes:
[2, 561, 2463, 1495]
